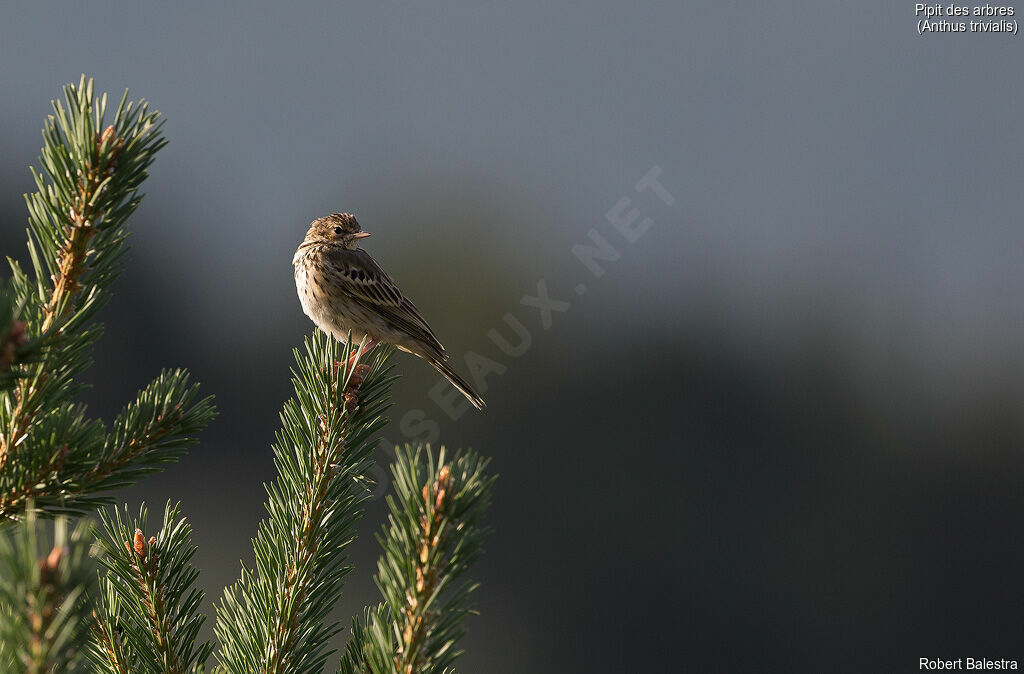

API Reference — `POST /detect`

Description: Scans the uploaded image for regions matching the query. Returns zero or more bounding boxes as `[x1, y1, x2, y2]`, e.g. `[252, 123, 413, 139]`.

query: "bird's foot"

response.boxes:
[330, 341, 376, 412]
[346, 339, 378, 370]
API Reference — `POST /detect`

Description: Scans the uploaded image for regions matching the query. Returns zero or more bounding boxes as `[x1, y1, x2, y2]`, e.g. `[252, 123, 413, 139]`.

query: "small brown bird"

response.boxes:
[293, 213, 485, 410]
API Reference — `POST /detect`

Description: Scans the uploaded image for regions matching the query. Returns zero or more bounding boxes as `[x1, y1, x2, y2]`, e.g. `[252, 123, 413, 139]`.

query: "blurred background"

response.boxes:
[3, 2, 1024, 672]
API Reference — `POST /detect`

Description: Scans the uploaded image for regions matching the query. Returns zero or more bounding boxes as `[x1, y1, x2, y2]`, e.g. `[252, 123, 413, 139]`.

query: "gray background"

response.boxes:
[3, 2, 1024, 672]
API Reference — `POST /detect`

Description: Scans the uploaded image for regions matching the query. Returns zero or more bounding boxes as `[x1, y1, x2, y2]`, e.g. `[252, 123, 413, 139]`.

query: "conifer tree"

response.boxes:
[0, 76, 215, 520]
[339, 446, 495, 674]
[91, 502, 212, 673]
[0, 77, 497, 674]
[0, 510, 95, 673]
[214, 336, 393, 674]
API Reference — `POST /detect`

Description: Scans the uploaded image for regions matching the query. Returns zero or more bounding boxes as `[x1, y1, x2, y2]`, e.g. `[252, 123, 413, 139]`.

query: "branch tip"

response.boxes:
[132, 529, 146, 557]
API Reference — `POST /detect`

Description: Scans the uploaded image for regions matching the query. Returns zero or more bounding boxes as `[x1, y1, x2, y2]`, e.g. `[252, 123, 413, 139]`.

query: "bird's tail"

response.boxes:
[426, 355, 486, 410]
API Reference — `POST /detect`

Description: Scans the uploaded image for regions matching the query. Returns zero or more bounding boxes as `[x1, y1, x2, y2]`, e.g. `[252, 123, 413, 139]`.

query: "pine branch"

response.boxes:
[215, 333, 394, 674]
[0, 371, 215, 519]
[1, 76, 500, 674]
[1, 75, 162, 464]
[341, 446, 495, 674]
[90, 579, 133, 674]
[78, 372, 215, 502]
[0, 76, 214, 521]
[336, 605, 390, 674]
[91, 501, 212, 674]
[0, 507, 96, 673]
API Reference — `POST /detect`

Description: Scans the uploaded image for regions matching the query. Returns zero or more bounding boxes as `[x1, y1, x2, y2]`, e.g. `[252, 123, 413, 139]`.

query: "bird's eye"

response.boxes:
[333, 226, 343, 235]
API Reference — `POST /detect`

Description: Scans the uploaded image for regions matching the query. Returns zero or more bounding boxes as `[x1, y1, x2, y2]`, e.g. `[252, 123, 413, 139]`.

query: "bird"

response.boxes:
[293, 213, 486, 410]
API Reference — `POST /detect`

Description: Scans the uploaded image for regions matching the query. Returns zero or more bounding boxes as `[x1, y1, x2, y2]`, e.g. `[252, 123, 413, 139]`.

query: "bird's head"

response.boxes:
[306, 213, 371, 249]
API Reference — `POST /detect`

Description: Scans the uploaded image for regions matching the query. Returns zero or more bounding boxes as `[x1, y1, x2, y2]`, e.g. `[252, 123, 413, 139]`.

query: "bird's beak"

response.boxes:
[351, 231, 371, 240]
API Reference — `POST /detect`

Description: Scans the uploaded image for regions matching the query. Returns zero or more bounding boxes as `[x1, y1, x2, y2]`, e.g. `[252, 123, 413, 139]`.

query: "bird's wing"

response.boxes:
[322, 247, 445, 354]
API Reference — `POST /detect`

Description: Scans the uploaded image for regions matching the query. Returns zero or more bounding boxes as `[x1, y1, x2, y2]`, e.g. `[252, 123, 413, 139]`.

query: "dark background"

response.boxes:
[3, 3, 1024, 672]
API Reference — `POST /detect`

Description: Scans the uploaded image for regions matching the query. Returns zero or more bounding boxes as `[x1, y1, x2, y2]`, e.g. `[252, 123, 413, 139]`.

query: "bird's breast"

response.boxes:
[293, 250, 321, 316]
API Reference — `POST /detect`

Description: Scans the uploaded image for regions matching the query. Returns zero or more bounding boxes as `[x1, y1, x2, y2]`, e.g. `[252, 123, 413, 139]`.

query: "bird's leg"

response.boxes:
[331, 339, 378, 379]
[337, 339, 378, 412]
[346, 338, 378, 370]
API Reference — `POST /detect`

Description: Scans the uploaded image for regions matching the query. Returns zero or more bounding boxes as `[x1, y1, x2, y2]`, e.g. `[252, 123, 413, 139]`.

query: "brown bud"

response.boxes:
[38, 560, 53, 586]
[97, 126, 124, 169]
[38, 545, 64, 586]
[98, 125, 116, 146]
[133, 529, 145, 557]
[45, 545, 64, 572]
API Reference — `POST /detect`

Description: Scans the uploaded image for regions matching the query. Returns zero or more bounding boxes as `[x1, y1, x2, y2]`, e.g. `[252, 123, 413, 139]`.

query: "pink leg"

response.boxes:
[340, 340, 378, 411]
[346, 338, 378, 369]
